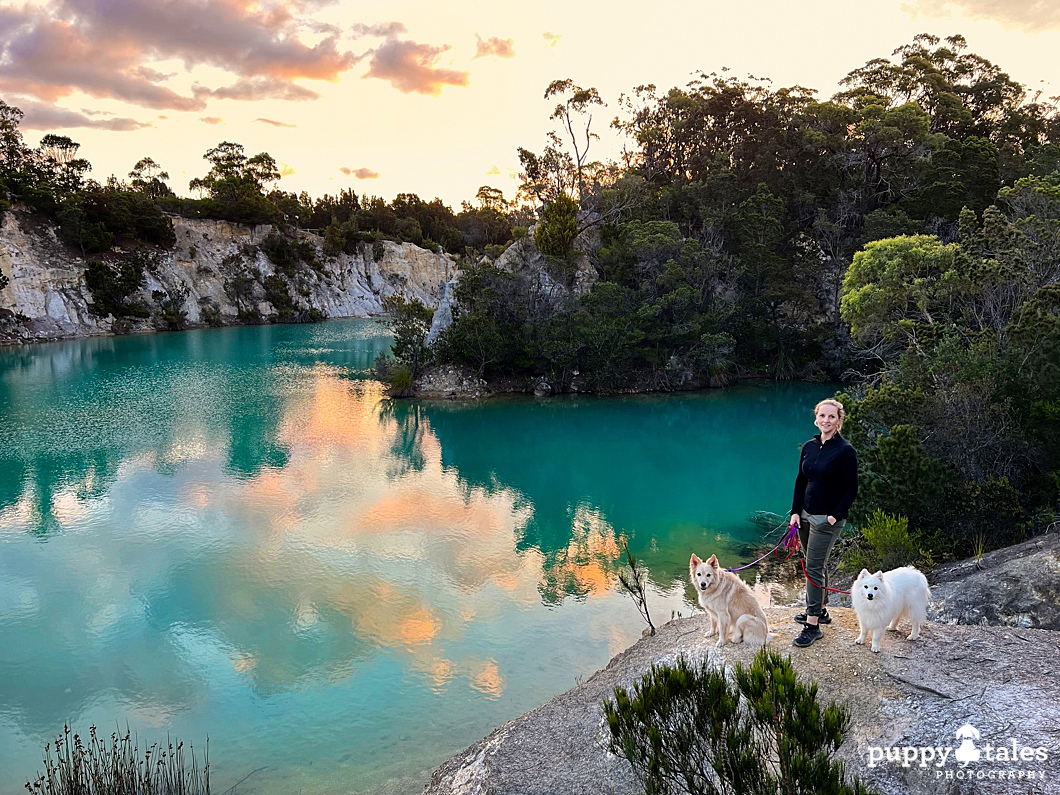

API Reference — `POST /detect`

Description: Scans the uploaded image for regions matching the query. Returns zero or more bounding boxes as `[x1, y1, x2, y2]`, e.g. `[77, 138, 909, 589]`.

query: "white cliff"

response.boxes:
[0, 208, 456, 344]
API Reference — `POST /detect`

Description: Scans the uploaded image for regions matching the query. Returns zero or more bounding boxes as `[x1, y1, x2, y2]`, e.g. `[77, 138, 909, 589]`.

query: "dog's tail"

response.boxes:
[741, 615, 776, 645]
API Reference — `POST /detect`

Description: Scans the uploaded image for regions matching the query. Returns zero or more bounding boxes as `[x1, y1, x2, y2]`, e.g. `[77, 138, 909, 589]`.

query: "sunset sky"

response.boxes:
[2, 0, 1059, 208]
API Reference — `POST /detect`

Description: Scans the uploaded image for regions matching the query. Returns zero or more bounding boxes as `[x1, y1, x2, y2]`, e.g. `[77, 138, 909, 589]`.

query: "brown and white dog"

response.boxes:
[689, 553, 773, 647]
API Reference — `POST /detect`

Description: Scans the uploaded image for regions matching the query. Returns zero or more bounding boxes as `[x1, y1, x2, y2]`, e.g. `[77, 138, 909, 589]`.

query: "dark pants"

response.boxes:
[798, 512, 845, 617]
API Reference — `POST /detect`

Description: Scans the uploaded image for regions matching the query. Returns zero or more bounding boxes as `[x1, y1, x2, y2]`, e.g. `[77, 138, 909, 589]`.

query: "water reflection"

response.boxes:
[0, 320, 824, 794]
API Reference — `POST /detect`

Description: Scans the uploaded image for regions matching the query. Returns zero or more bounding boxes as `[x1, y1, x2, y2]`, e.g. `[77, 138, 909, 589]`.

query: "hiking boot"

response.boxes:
[792, 624, 824, 648]
[794, 609, 831, 625]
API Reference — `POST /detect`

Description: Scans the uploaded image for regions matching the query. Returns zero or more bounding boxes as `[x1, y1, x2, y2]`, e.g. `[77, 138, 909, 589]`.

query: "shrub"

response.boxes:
[387, 364, 415, 397]
[84, 257, 147, 317]
[223, 273, 259, 316]
[262, 273, 296, 321]
[199, 298, 223, 327]
[151, 282, 190, 331]
[261, 233, 320, 277]
[382, 294, 434, 377]
[26, 724, 209, 795]
[534, 195, 578, 257]
[840, 510, 931, 573]
[59, 203, 113, 254]
[605, 648, 872, 795]
[482, 243, 508, 262]
[374, 351, 394, 381]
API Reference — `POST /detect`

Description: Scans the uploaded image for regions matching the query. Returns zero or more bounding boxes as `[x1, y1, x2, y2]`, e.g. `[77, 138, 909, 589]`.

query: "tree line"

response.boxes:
[0, 103, 521, 261]
[408, 34, 1060, 561]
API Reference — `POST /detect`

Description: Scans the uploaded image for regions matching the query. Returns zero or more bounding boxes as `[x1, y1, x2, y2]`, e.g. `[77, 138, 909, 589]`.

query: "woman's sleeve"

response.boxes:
[833, 447, 859, 521]
[791, 444, 807, 516]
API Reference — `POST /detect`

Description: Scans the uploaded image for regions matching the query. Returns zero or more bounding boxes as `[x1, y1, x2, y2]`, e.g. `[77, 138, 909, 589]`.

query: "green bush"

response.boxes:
[382, 294, 434, 377]
[534, 194, 578, 257]
[387, 364, 415, 397]
[199, 298, 223, 327]
[605, 648, 872, 795]
[840, 510, 931, 573]
[262, 274, 296, 320]
[261, 233, 320, 276]
[151, 282, 189, 331]
[84, 257, 147, 317]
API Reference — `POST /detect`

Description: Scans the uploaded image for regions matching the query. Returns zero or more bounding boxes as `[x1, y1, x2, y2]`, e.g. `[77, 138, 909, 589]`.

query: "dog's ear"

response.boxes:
[874, 570, 884, 579]
[858, 568, 871, 580]
[706, 554, 719, 568]
[689, 553, 701, 574]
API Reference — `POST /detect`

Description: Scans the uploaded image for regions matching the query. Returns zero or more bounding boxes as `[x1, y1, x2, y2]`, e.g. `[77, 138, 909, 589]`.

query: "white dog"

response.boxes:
[689, 553, 772, 647]
[852, 566, 930, 653]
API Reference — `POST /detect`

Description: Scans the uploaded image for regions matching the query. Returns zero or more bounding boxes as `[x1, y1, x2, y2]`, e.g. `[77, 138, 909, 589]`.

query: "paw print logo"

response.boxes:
[954, 723, 981, 766]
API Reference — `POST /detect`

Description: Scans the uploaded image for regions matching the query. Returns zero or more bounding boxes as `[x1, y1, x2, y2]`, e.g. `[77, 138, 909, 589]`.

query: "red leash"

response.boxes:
[800, 556, 851, 595]
[724, 523, 800, 572]
[789, 521, 851, 595]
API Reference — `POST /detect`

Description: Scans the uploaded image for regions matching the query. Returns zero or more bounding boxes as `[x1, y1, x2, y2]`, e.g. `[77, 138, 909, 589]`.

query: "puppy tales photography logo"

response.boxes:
[866, 722, 1050, 783]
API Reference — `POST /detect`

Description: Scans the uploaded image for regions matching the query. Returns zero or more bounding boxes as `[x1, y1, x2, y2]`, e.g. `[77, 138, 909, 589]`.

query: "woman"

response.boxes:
[790, 398, 858, 648]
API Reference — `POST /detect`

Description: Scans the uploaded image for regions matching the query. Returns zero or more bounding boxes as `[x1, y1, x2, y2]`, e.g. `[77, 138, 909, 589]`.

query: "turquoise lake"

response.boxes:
[0, 319, 831, 794]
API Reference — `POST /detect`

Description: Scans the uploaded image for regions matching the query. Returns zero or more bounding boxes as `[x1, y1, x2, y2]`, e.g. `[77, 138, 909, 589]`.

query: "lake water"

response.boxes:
[0, 320, 830, 794]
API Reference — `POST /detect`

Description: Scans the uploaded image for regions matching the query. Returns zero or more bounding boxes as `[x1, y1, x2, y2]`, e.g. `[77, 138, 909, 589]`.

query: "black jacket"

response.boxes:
[791, 433, 858, 520]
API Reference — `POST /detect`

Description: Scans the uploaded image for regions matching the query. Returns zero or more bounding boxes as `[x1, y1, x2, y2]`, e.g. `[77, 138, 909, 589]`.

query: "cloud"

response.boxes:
[542, 32, 561, 46]
[901, 0, 1060, 31]
[0, 0, 361, 111]
[351, 21, 408, 38]
[17, 100, 150, 131]
[475, 36, 515, 59]
[200, 78, 320, 102]
[340, 167, 380, 179]
[279, 163, 296, 177]
[363, 38, 470, 95]
[256, 118, 297, 128]
[61, 0, 360, 80]
[200, 116, 224, 125]
[0, 8, 208, 110]
[486, 165, 501, 175]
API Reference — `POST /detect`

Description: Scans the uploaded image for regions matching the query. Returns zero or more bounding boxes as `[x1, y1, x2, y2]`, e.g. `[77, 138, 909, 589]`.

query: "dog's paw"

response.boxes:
[907, 631, 920, 641]
[705, 626, 716, 637]
[871, 645, 881, 653]
[854, 636, 865, 645]
[714, 639, 727, 648]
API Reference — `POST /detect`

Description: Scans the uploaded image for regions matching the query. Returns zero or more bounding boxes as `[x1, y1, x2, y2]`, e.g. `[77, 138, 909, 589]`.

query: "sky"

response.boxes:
[2, 0, 1059, 208]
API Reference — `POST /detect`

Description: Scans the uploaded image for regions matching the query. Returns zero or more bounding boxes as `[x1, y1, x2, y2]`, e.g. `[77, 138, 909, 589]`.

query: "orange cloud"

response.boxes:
[542, 32, 561, 47]
[0, 12, 207, 110]
[0, 0, 359, 112]
[200, 116, 224, 125]
[363, 38, 470, 95]
[468, 659, 505, 699]
[474, 36, 515, 60]
[279, 163, 296, 177]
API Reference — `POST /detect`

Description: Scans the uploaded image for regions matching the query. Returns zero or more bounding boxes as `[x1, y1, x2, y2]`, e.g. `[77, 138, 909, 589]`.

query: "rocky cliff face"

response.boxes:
[0, 208, 456, 344]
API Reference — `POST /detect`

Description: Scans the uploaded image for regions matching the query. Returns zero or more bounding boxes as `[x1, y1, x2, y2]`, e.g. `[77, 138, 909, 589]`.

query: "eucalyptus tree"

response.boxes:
[189, 141, 281, 223]
[128, 157, 174, 198]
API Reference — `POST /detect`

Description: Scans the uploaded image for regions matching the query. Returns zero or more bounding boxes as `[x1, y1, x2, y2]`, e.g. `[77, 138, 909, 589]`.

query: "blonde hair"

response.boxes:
[814, 398, 845, 432]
